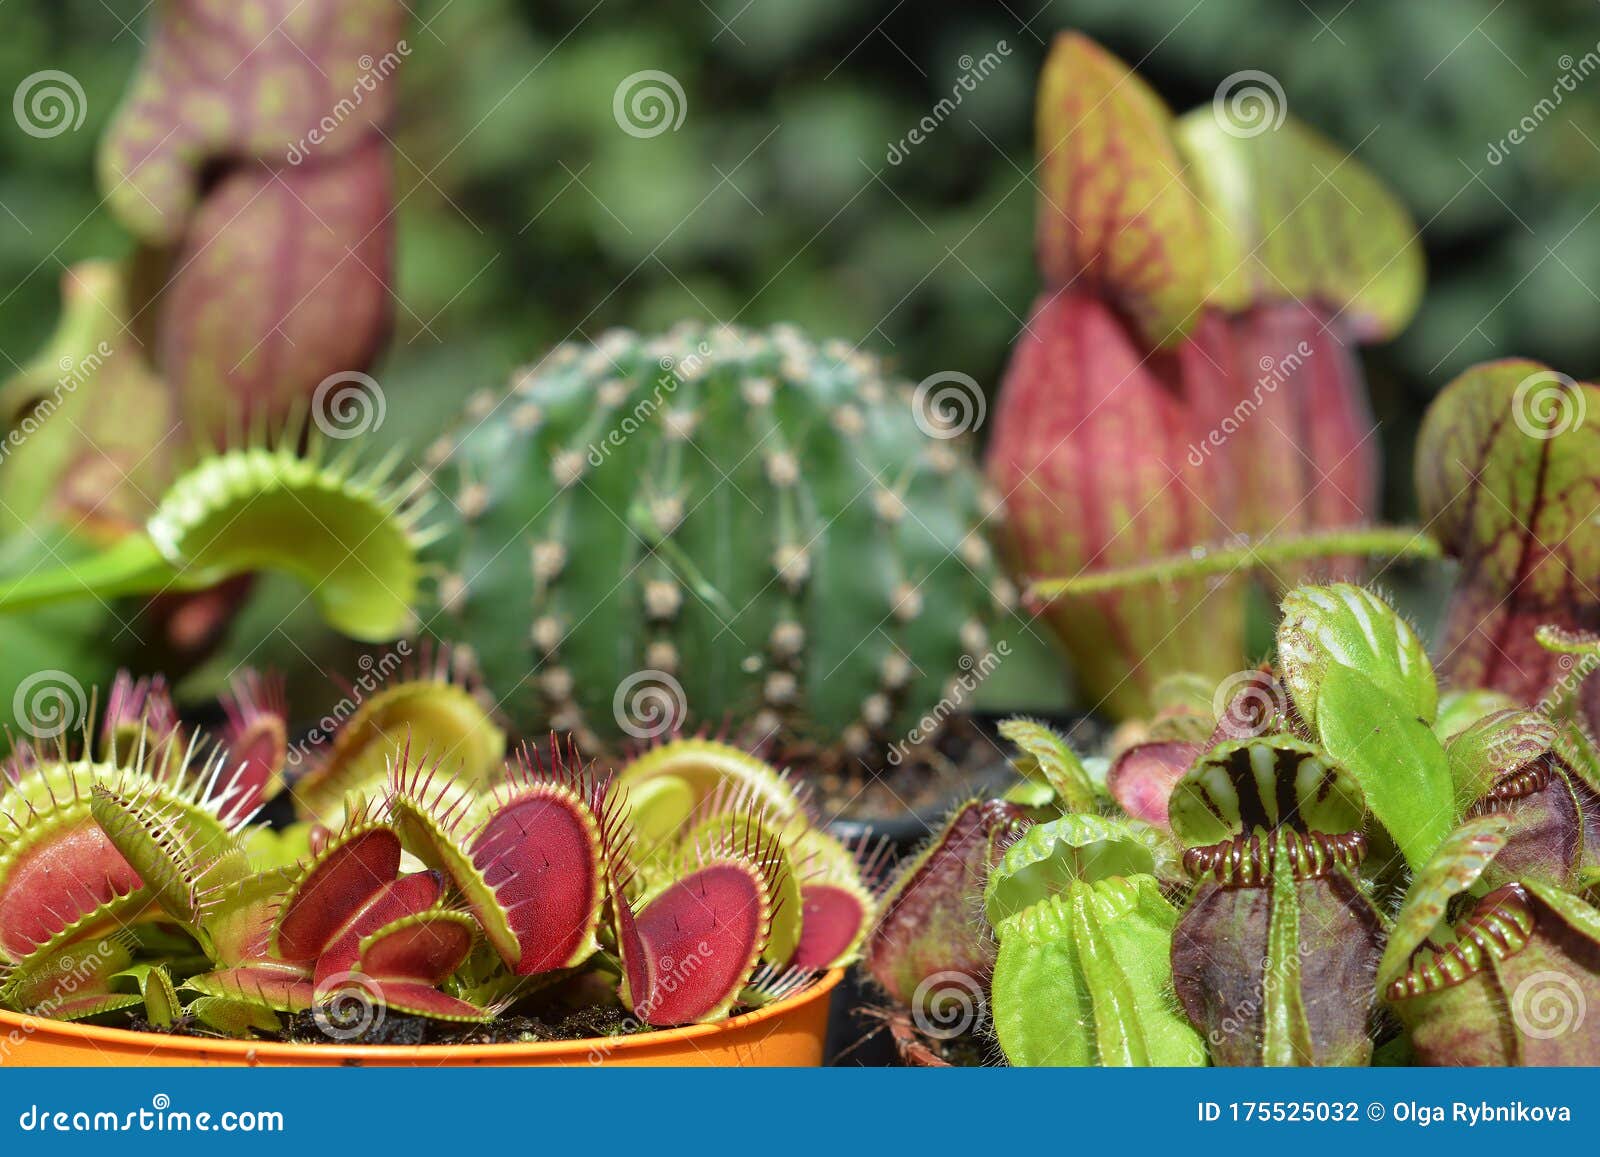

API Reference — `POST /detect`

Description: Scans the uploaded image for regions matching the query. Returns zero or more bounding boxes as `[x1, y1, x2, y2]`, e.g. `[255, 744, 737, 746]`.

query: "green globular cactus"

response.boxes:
[421, 322, 1016, 757]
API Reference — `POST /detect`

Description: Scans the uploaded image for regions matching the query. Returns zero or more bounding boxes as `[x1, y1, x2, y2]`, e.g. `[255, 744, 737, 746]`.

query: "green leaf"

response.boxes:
[1377, 815, 1509, 991]
[1175, 112, 1424, 339]
[1277, 583, 1438, 732]
[116, 963, 180, 1029]
[1314, 662, 1455, 871]
[990, 876, 1205, 1067]
[997, 718, 1096, 812]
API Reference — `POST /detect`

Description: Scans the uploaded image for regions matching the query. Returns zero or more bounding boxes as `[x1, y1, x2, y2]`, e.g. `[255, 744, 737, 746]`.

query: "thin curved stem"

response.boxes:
[1029, 526, 1443, 601]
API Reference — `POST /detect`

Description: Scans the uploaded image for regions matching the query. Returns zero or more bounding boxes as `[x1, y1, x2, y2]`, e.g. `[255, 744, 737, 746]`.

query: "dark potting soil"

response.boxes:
[126, 1003, 663, 1048]
[802, 711, 1108, 830]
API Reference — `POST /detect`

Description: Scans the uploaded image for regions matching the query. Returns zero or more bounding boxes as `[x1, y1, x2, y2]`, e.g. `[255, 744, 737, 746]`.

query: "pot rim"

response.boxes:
[0, 969, 843, 1062]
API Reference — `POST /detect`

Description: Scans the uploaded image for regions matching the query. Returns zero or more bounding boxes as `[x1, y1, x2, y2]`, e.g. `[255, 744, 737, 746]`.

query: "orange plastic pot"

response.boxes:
[0, 970, 841, 1067]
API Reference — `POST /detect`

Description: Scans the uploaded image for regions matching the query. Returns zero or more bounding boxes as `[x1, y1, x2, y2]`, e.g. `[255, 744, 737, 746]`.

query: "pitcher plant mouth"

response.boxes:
[1384, 884, 1535, 1003]
[1182, 829, 1367, 887]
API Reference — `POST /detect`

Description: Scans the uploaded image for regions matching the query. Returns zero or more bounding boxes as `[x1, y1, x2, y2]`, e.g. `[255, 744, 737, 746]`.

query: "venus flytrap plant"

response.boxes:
[0, 686, 869, 1040]
[0, 431, 437, 644]
[293, 645, 505, 826]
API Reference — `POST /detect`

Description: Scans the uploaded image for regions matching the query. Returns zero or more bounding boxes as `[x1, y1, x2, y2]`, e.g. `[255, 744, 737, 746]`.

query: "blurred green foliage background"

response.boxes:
[1, 0, 1597, 705]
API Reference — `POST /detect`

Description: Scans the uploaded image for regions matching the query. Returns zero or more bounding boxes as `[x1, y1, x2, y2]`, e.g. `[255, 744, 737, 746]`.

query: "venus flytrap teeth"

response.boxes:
[293, 645, 505, 826]
[608, 841, 777, 1027]
[393, 740, 609, 977]
[217, 670, 290, 826]
[0, 431, 433, 645]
